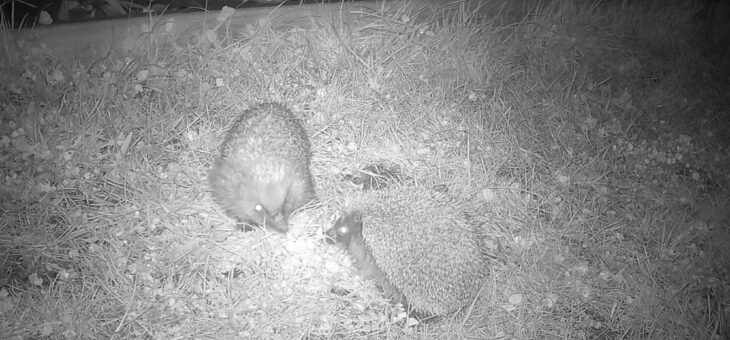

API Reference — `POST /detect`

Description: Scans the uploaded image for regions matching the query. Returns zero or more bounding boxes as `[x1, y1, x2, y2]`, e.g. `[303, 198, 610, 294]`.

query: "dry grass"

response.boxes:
[1, 0, 729, 339]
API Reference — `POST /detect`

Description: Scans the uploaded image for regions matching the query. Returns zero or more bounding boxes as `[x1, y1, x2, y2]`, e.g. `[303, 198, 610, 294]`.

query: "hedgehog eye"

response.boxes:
[254, 204, 264, 212]
[338, 225, 348, 235]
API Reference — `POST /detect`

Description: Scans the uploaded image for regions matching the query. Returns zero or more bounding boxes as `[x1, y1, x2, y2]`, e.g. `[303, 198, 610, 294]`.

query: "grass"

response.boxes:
[1, 0, 729, 338]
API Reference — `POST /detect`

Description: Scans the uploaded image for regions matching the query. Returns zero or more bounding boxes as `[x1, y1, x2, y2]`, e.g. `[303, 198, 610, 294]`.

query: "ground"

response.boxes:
[1, 0, 729, 339]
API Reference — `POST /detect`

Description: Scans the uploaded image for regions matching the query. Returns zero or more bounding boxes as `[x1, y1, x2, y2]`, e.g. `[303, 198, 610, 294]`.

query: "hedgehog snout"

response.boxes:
[323, 223, 341, 245]
[323, 231, 338, 245]
[262, 210, 288, 233]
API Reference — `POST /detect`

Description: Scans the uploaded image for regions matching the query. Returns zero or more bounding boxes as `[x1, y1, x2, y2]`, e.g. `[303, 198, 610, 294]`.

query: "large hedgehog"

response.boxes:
[326, 186, 490, 318]
[209, 103, 315, 233]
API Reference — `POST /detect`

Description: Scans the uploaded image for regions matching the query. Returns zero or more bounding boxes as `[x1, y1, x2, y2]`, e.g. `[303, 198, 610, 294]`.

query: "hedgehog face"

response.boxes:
[325, 212, 363, 247]
[232, 181, 290, 233]
[231, 200, 286, 233]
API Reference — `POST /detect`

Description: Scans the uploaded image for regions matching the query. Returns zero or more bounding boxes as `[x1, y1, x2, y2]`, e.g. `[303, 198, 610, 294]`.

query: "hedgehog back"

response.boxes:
[218, 103, 312, 174]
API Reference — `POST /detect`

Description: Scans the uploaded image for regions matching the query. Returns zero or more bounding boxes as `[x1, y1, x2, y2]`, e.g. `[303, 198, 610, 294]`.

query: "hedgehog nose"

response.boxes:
[323, 227, 337, 244]
[264, 213, 289, 233]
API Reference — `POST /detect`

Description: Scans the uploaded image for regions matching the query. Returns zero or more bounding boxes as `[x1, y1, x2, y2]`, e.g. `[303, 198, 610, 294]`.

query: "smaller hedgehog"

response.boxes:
[209, 103, 316, 233]
[326, 186, 490, 318]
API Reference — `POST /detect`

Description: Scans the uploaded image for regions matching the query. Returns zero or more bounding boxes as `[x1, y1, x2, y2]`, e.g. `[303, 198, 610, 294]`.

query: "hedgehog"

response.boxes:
[209, 103, 316, 233]
[325, 186, 490, 318]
